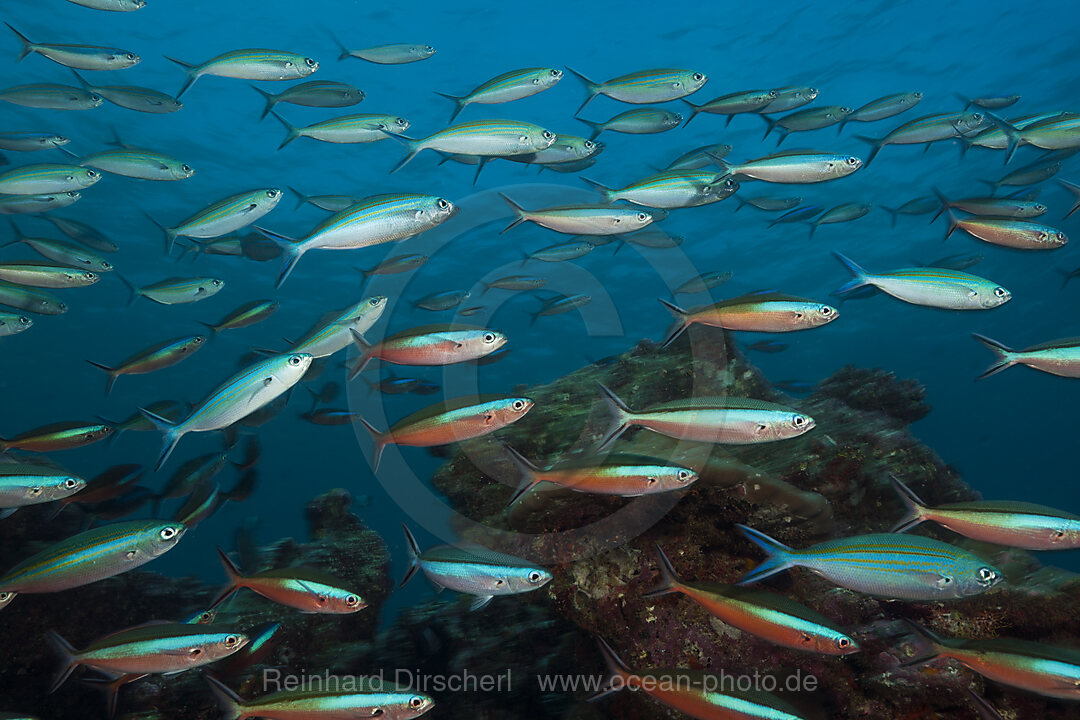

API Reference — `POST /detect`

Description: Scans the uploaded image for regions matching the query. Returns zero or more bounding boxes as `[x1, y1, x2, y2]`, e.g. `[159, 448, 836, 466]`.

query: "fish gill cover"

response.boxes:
[1, 0, 1080, 718]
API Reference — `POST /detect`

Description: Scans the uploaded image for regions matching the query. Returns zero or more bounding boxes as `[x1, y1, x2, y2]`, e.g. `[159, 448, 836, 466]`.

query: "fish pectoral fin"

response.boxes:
[241, 203, 258, 214]
[912, 571, 955, 590]
[469, 595, 494, 611]
[0, 508, 17, 519]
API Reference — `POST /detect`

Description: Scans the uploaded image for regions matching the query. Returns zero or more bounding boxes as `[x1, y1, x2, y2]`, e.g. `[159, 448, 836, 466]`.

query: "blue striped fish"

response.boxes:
[0, 519, 186, 609]
[566, 68, 707, 113]
[289, 296, 387, 358]
[582, 170, 736, 209]
[737, 525, 1003, 600]
[73, 71, 183, 113]
[389, 119, 556, 172]
[833, 252, 1011, 310]
[254, 194, 456, 287]
[140, 353, 312, 469]
[0, 163, 100, 195]
[0, 83, 102, 110]
[145, 188, 282, 253]
[436, 67, 562, 122]
[166, 49, 319, 97]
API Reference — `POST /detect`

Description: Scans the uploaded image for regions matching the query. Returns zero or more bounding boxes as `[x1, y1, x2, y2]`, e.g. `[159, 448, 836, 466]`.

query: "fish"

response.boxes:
[644, 545, 858, 654]
[39, 214, 117, 252]
[210, 621, 281, 676]
[991, 112, 1080, 158]
[70, 71, 182, 113]
[146, 187, 283, 253]
[103, 402, 189, 439]
[659, 292, 838, 346]
[400, 524, 550, 610]
[257, 194, 455, 287]
[838, 92, 923, 131]
[712, 149, 863, 183]
[856, 112, 986, 164]
[0, 163, 99, 195]
[0, 262, 98, 288]
[155, 452, 229, 506]
[745, 340, 788, 353]
[122, 276, 224, 306]
[904, 623, 1080, 700]
[0, 131, 70, 152]
[597, 384, 815, 450]
[48, 623, 248, 692]
[959, 94, 1020, 110]
[201, 300, 278, 335]
[503, 135, 603, 168]
[87, 335, 206, 395]
[335, 37, 436, 64]
[734, 195, 802, 212]
[565, 67, 707, 113]
[300, 409, 361, 425]
[832, 252, 1011, 310]
[662, 143, 733, 170]
[289, 187, 361, 212]
[530, 294, 592, 324]
[501, 194, 653, 235]
[0, 281, 68, 314]
[931, 188, 1046, 219]
[5, 23, 139, 70]
[890, 475, 1080, 550]
[522, 240, 594, 263]
[482, 275, 546, 293]
[62, 146, 193, 181]
[577, 108, 682, 141]
[808, 202, 872, 237]
[961, 112, 1063, 152]
[0, 519, 185, 608]
[759, 86, 819, 113]
[0, 83, 102, 110]
[55, 464, 142, 511]
[761, 105, 853, 145]
[0, 192, 80, 214]
[504, 447, 697, 505]
[388, 119, 556, 172]
[1060, 178, 1080, 218]
[674, 271, 732, 294]
[917, 253, 983, 271]
[139, 352, 313, 469]
[972, 333, 1080, 379]
[583, 171, 736, 209]
[681, 89, 776, 126]
[272, 112, 409, 149]
[775, 379, 814, 394]
[0, 312, 32, 336]
[880, 196, 942, 226]
[768, 205, 822, 227]
[6, 222, 113, 271]
[206, 674, 435, 720]
[590, 638, 808, 720]
[251, 80, 364, 119]
[436, 68, 562, 122]
[362, 375, 420, 395]
[414, 289, 470, 311]
[356, 254, 429, 280]
[738, 525, 1002, 600]
[167, 49, 320, 97]
[64, 0, 145, 9]
[944, 213, 1067, 250]
[288, 296, 387, 358]
[358, 395, 533, 470]
[0, 421, 112, 452]
[0, 462, 84, 511]
[211, 548, 365, 613]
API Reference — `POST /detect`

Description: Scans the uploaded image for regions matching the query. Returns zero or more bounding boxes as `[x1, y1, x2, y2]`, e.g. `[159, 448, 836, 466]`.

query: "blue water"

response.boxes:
[3, 0, 1080, 623]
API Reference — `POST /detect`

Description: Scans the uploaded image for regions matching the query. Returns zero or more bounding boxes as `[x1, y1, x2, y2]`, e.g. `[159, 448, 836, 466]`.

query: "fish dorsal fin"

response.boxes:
[648, 397, 793, 413]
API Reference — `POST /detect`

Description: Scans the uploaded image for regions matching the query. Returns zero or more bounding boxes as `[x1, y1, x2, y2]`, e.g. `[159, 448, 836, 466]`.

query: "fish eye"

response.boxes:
[482, 332, 496, 343]
[345, 594, 361, 606]
[305, 58, 317, 67]
[820, 306, 833, 316]
[793, 415, 805, 426]
[193, 337, 205, 344]
[182, 164, 192, 172]
[847, 157, 858, 165]
[63, 478, 79, 489]
[994, 287, 1006, 297]
[676, 470, 691, 482]
[978, 567, 997, 582]
[101, 262, 113, 270]
[838, 638, 851, 649]
[584, 140, 595, 149]
[437, 198, 450, 209]
[725, 178, 736, 188]
[225, 635, 240, 646]
[410, 697, 424, 708]
[914, 92, 923, 98]
[512, 399, 527, 411]
[542, 130, 554, 139]
[85, 272, 97, 280]
[369, 297, 380, 306]
[973, 113, 984, 121]
[1035, 204, 1047, 211]
[19, 316, 30, 325]
[1058, 232, 1067, 241]
[288, 355, 303, 366]
[397, 117, 407, 125]
[125, 53, 136, 60]
[842, 107, 851, 113]
[636, 212, 649, 221]
[528, 570, 543, 583]
[692, 73, 704, 81]
[160, 526, 179, 540]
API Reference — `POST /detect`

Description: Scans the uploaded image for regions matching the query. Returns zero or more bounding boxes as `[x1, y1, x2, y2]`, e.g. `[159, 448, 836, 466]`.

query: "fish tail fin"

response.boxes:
[204, 675, 245, 720]
[966, 689, 1004, 720]
[736, 524, 797, 585]
[888, 475, 929, 533]
[881, 206, 899, 227]
[930, 186, 950, 223]
[249, 84, 276, 121]
[251, 226, 304, 288]
[116, 272, 139, 307]
[67, 68, 90, 91]
[641, 544, 683, 599]
[595, 382, 633, 451]
[164, 55, 198, 98]
[831, 251, 870, 295]
[504, 445, 542, 506]
[269, 111, 299, 149]
[434, 91, 467, 123]
[579, 177, 613, 203]
[588, 637, 632, 702]
[983, 111, 1022, 165]
[399, 523, 422, 588]
[382, 131, 421, 173]
[46, 630, 78, 694]
[807, 221, 818, 239]
[564, 66, 599, 114]
[209, 547, 243, 608]
[680, 99, 701, 127]
[944, 209, 962, 241]
[836, 116, 849, 133]
[704, 151, 731, 174]
[347, 329, 373, 380]
[955, 92, 973, 110]
[5, 23, 33, 62]
[287, 185, 309, 210]
[657, 298, 690, 347]
[900, 620, 950, 667]
[498, 193, 528, 234]
[971, 333, 1017, 380]
[328, 31, 351, 61]
[85, 359, 119, 396]
[139, 209, 176, 255]
[759, 112, 778, 140]
[854, 135, 883, 165]
[82, 674, 130, 718]
[197, 321, 220, 339]
[471, 156, 488, 186]
[138, 406, 182, 471]
[576, 117, 603, 142]
[733, 196, 747, 213]
[357, 416, 388, 471]
[7, 217, 23, 242]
